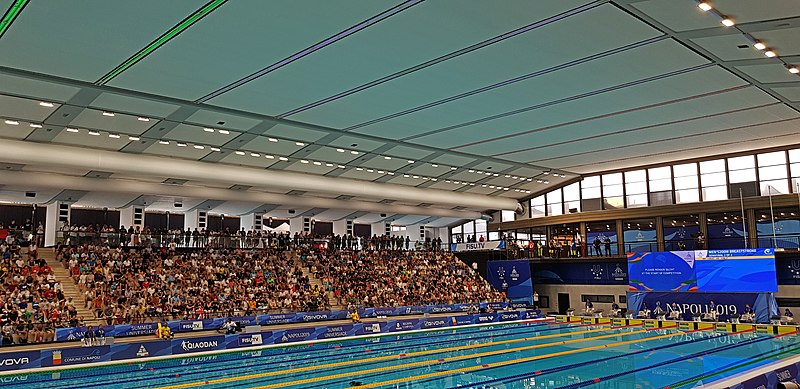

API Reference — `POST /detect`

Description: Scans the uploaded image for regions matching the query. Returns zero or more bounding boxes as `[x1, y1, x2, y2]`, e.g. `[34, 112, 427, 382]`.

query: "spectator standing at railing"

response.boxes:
[593, 237, 602, 257]
[604, 237, 612, 257]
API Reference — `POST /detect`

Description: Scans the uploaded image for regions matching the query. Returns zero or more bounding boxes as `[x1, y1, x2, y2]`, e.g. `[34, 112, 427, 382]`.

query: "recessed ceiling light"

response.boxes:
[485, 172, 492, 176]
[108, 133, 121, 139]
[720, 17, 734, 27]
[66, 128, 79, 133]
[356, 167, 363, 171]
[251, 153, 260, 157]
[218, 130, 230, 135]
[336, 148, 345, 153]
[492, 173, 498, 177]
[431, 164, 438, 167]
[697, 2, 712, 11]
[265, 155, 274, 159]
[450, 167, 457, 170]
[268, 138, 278, 142]
[445, 180, 451, 183]
[4, 120, 19, 125]
[543, 171, 550, 175]
[469, 183, 475, 186]
[790, 66, 800, 74]
[234, 151, 245, 155]
[29, 123, 42, 128]
[210, 147, 220, 152]
[543, 180, 549, 184]
[504, 175, 511, 178]
[159, 140, 170, 145]
[407, 160, 414, 164]
[327, 163, 334, 167]
[525, 190, 531, 193]
[527, 178, 532, 181]
[753, 41, 766, 50]
[177, 143, 187, 147]
[338, 165, 346, 169]
[387, 172, 394, 175]
[366, 168, 373, 172]
[377, 170, 384, 173]
[384, 156, 391, 160]
[764, 50, 777, 57]
[279, 157, 288, 161]
[536, 179, 543, 183]
[194, 145, 205, 150]
[88, 131, 100, 136]
[203, 128, 215, 133]
[137, 117, 150, 122]
[489, 185, 495, 189]
[481, 184, 487, 188]
[431, 178, 437, 181]
[351, 150, 360, 155]
[300, 160, 309, 164]
[454, 181, 460, 184]
[39, 102, 54, 107]
[128, 136, 140, 141]
[295, 142, 305, 146]
[102, 111, 115, 117]
[413, 175, 419, 179]
[403, 174, 410, 177]
[313, 161, 322, 166]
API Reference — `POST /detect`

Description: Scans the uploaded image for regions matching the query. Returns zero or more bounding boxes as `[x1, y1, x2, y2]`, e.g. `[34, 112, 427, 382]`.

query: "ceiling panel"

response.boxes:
[218, 153, 280, 169]
[305, 147, 361, 164]
[264, 124, 328, 143]
[90, 93, 180, 118]
[184, 109, 262, 131]
[631, 0, 721, 32]
[360, 155, 412, 170]
[239, 136, 305, 155]
[0, 95, 59, 122]
[690, 34, 765, 61]
[0, 1, 201, 81]
[207, 1, 589, 115]
[0, 74, 80, 102]
[52, 129, 133, 150]
[163, 123, 237, 146]
[756, 26, 800, 56]
[293, 4, 664, 129]
[383, 145, 434, 160]
[406, 164, 451, 177]
[326, 135, 386, 152]
[68, 109, 154, 135]
[735, 63, 800, 83]
[431, 153, 476, 168]
[336, 168, 386, 181]
[772, 87, 800, 101]
[109, 0, 396, 100]
[72, 192, 141, 209]
[412, 66, 746, 149]
[0, 121, 35, 139]
[283, 160, 337, 175]
[142, 142, 212, 159]
[710, 0, 800, 24]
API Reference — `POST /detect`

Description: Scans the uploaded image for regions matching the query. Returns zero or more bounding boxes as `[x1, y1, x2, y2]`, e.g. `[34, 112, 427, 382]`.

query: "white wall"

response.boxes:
[534, 284, 628, 313]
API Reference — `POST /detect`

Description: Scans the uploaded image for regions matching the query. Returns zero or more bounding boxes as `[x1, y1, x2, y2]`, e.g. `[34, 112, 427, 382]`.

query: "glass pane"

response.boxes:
[530, 195, 545, 206]
[674, 175, 698, 190]
[650, 178, 672, 192]
[789, 149, 800, 163]
[604, 184, 623, 197]
[759, 164, 788, 180]
[463, 222, 474, 234]
[702, 171, 726, 186]
[761, 179, 788, 195]
[791, 163, 800, 178]
[626, 181, 647, 195]
[582, 175, 600, 187]
[676, 188, 700, 203]
[700, 159, 725, 174]
[451, 226, 462, 234]
[702, 186, 728, 201]
[626, 194, 648, 208]
[648, 166, 671, 180]
[729, 168, 756, 183]
[758, 151, 786, 167]
[488, 231, 499, 241]
[564, 200, 581, 213]
[547, 203, 563, 216]
[475, 219, 487, 233]
[674, 162, 698, 177]
[563, 182, 580, 201]
[501, 210, 516, 223]
[546, 189, 562, 204]
[728, 155, 754, 170]
[582, 186, 601, 198]
[603, 173, 623, 185]
[625, 170, 646, 182]
[605, 196, 624, 209]
[531, 203, 546, 218]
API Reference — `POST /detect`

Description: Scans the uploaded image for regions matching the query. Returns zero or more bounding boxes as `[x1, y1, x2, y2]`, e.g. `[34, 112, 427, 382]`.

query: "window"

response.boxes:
[602, 173, 624, 209]
[648, 166, 672, 192]
[530, 195, 545, 218]
[791, 149, 800, 192]
[391, 225, 406, 232]
[581, 295, 615, 303]
[625, 170, 648, 208]
[674, 162, 699, 203]
[727, 155, 756, 183]
[700, 159, 727, 201]
[581, 176, 601, 199]
[562, 182, 580, 213]
[546, 189, 563, 216]
[475, 219, 487, 237]
[501, 210, 516, 222]
[758, 151, 788, 195]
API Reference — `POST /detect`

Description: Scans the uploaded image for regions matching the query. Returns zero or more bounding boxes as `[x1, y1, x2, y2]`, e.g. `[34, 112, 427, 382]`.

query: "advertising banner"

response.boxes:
[111, 341, 172, 360]
[172, 336, 225, 355]
[627, 291, 777, 323]
[533, 261, 628, 285]
[450, 240, 505, 252]
[486, 260, 533, 304]
[0, 350, 41, 372]
[41, 346, 111, 367]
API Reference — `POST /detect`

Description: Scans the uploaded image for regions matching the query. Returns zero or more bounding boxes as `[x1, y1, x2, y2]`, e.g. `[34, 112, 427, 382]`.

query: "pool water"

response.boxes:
[2, 320, 798, 388]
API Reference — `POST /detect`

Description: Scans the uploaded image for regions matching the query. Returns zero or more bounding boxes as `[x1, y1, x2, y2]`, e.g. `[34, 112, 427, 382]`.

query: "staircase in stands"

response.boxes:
[289, 251, 344, 311]
[39, 248, 97, 325]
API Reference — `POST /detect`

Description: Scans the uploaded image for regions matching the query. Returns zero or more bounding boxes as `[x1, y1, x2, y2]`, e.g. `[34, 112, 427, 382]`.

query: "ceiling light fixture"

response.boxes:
[218, 129, 230, 135]
[468, 169, 475, 173]
[295, 142, 305, 146]
[407, 160, 414, 164]
[384, 156, 391, 160]
[336, 148, 345, 153]
[764, 50, 776, 57]
[789, 66, 799, 74]
[268, 138, 278, 142]
[159, 140, 170, 145]
[431, 164, 438, 167]
[39, 102, 54, 107]
[29, 123, 42, 128]
[235, 151, 245, 155]
[387, 172, 394, 175]
[366, 168, 373, 172]
[265, 155, 274, 159]
[753, 41, 766, 50]
[88, 131, 100, 136]
[108, 133, 121, 139]
[66, 128, 79, 133]
[4, 120, 19, 125]
[350, 151, 359, 155]
[279, 157, 288, 161]
[450, 167, 456, 170]
[102, 111, 115, 117]
[543, 171, 550, 175]
[338, 165, 346, 169]
[203, 128, 215, 133]
[326, 163, 334, 167]
[356, 167, 363, 171]
[137, 117, 150, 122]
[403, 174, 410, 177]
[177, 142, 187, 147]
[300, 160, 309, 164]
[128, 136, 140, 141]
[697, 2, 712, 11]
[313, 161, 322, 166]
[543, 180, 549, 184]
[194, 145, 205, 149]
[210, 147, 221, 152]
[250, 153, 260, 157]
[720, 17, 734, 27]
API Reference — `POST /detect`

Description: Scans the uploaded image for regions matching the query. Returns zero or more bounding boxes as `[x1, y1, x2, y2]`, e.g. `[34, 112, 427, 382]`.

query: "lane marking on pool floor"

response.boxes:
[244, 327, 667, 389]
[154, 324, 627, 389]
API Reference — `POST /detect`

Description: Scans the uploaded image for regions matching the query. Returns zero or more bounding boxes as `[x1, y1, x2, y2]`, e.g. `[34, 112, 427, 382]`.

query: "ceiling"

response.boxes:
[0, 0, 798, 224]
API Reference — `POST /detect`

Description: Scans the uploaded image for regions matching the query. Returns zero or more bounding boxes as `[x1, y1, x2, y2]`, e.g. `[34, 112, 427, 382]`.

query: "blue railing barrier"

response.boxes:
[51, 302, 515, 342]
[0, 310, 541, 372]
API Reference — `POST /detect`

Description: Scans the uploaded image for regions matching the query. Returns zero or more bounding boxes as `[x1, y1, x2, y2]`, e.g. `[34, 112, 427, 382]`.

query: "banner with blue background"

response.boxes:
[486, 260, 533, 305]
[627, 291, 777, 323]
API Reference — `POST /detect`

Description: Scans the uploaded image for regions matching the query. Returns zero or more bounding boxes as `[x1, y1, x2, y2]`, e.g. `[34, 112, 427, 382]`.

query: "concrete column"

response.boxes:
[289, 217, 304, 234]
[240, 213, 263, 231]
[371, 222, 388, 236]
[184, 209, 200, 230]
[44, 203, 59, 247]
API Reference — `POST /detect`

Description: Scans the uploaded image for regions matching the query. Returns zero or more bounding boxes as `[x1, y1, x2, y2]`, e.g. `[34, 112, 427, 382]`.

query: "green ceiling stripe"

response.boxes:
[96, 0, 227, 85]
[0, 0, 30, 39]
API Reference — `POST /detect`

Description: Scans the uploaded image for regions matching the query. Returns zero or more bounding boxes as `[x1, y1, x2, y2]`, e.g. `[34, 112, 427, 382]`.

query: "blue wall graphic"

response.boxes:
[486, 260, 533, 305]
